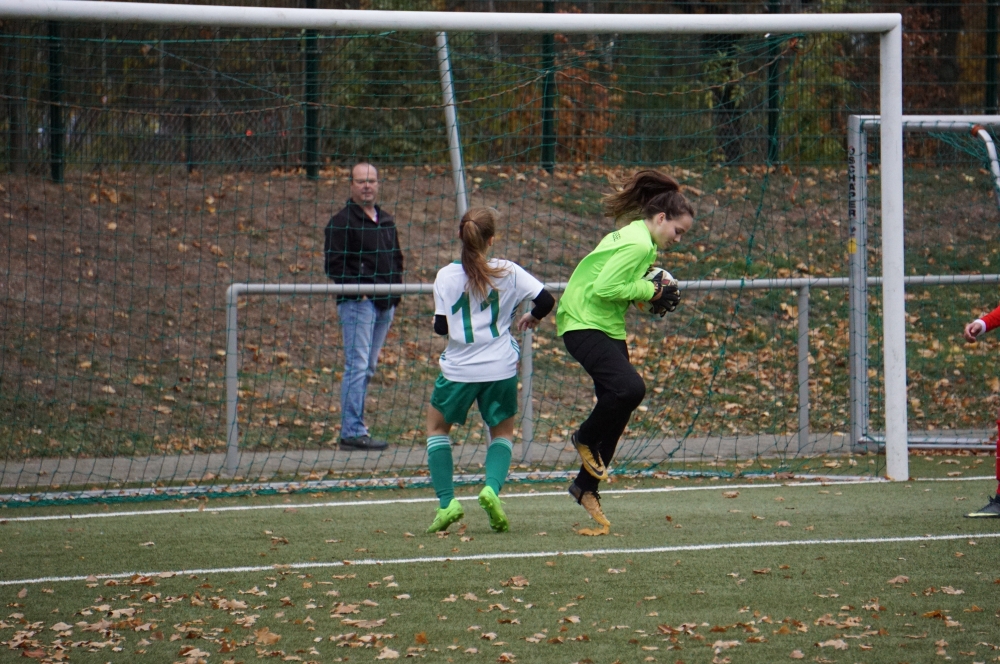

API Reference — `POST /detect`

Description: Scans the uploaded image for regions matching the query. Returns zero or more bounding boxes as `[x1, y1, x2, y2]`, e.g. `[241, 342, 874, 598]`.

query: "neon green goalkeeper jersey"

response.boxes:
[556, 219, 657, 340]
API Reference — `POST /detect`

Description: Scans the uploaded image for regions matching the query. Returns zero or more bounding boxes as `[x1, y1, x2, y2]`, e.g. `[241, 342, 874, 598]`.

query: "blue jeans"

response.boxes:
[338, 299, 395, 439]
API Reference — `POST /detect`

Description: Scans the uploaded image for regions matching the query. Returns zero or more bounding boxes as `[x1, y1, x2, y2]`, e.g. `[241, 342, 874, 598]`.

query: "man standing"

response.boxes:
[324, 163, 404, 451]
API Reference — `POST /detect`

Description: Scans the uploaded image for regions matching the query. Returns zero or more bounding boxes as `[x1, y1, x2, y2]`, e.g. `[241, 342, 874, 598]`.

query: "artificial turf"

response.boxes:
[2, 475, 999, 663]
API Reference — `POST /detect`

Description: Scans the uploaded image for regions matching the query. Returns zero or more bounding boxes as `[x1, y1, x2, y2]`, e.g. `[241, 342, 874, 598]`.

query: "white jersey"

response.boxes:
[433, 258, 545, 383]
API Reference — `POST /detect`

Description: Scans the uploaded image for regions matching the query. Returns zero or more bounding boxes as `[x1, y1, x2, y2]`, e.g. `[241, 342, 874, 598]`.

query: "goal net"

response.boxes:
[0, 6, 909, 505]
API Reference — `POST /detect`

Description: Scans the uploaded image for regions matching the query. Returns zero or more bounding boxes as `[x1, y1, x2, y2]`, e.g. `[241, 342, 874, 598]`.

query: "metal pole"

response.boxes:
[880, 25, 908, 481]
[225, 285, 242, 476]
[304, 0, 319, 180]
[766, 0, 780, 164]
[540, 0, 556, 173]
[989, 0, 998, 114]
[435, 31, 468, 218]
[4, 29, 23, 174]
[847, 115, 869, 451]
[519, 306, 535, 463]
[184, 106, 194, 173]
[797, 286, 810, 452]
[0, 5, 906, 34]
[47, 20, 63, 183]
[973, 126, 1000, 208]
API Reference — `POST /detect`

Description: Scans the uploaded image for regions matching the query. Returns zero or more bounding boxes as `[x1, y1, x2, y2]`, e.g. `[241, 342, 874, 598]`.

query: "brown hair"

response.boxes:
[459, 207, 508, 301]
[603, 169, 695, 222]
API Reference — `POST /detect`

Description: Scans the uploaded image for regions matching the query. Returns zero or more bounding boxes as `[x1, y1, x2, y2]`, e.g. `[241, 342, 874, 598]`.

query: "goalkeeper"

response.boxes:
[425, 207, 554, 533]
[556, 170, 693, 535]
[961, 310, 1000, 517]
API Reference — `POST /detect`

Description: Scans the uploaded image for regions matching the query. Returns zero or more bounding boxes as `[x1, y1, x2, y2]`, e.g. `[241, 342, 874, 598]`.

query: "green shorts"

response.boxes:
[430, 374, 519, 428]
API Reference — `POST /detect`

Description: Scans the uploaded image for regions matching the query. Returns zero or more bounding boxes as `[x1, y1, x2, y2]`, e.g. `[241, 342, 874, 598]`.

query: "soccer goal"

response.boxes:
[847, 115, 1000, 454]
[0, 1, 908, 505]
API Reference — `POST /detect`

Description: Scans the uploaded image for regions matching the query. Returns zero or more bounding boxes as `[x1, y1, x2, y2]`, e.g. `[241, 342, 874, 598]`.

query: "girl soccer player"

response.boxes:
[961, 311, 1000, 517]
[557, 170, 693, 535]
[426, 207, 555, 533]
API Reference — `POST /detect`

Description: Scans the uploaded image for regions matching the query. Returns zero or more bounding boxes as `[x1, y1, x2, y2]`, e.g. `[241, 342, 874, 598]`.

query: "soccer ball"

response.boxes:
[632, 267, 677, 315]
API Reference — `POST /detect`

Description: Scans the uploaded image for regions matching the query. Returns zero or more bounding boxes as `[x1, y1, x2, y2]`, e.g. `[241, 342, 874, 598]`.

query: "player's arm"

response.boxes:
[434, 315, 449, 336]
[964, 303, 1000, 342]
[592, 242, 657, 302]
[517, 289, 555, 331]
[432, 276, 449, 336]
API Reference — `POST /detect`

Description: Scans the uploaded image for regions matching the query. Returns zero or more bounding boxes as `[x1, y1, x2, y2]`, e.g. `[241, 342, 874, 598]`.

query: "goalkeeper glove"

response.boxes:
[650, 279, 681, 316]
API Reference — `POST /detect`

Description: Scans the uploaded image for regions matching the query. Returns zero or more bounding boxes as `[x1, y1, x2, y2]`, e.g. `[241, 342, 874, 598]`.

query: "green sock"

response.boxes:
[426, 435, 454, 508]
[484, 437, 513, 494]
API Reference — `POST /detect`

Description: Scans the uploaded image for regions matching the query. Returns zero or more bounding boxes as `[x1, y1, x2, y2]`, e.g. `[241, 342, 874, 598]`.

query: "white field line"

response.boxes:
[0, 478, 893, 523]
[2, 476, 992, 525]
[3, 531, 999, 587]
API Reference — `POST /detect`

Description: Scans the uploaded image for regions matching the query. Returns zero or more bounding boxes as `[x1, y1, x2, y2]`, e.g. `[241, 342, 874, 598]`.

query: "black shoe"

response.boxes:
[965, 494, 1000, 518]
[339, 434, 388, 451]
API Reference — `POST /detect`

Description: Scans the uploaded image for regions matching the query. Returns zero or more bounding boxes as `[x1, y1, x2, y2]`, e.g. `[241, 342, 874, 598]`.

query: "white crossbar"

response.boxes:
[0, 1, 900, 34]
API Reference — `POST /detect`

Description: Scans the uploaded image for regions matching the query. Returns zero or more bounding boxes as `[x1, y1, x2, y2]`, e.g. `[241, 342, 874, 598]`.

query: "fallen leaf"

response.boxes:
[376, 647, 399, 659]
[817, 639, 848, 650]
[753, 568, 771, 575]
[723, 491, 740, 499]
[341, 618, 386, 628]
[712, 639, 741, 652]
[789, 650, 805, 659]
[502, 576, 529, 588]
[887, 575, 909, 585]
[178, 646, 211, 657]
[776, 521, 791, 527]
[17, 588, 27, 599]
[415, 632, 428, 644]
[254, 626, 281, 645]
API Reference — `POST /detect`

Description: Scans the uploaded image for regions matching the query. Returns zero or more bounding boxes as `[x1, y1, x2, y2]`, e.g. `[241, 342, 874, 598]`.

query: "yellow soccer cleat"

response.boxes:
[571, 431, 608, 481]
[569, 482, 610, 536]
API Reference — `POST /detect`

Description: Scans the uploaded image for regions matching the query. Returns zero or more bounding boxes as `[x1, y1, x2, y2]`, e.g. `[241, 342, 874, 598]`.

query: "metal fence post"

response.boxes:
[797, 286, 810, 452]
[847, 115, 869, 451]
[48, 20, 64, 183]
[435, 31, 468, 218]
[184, 106, 194, 173]
[519, 306, 535, 463]
[304, 0, 319, 179]
[540, 0, 556, 173]
[225, 285, 242, 476]
[766, 0, 781, 163]
[989, 0, 998, 114]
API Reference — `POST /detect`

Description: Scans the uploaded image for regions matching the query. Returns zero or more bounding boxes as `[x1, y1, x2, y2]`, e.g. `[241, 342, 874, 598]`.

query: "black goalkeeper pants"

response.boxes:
[562, 329, 646, 493]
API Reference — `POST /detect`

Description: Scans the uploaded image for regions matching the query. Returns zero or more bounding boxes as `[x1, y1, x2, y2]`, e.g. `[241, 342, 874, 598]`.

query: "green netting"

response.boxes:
[1, 15, 996, 507]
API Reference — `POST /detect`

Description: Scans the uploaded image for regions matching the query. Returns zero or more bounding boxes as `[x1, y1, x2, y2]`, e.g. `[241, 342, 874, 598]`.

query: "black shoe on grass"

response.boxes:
[339, 434, 388, 451]
[965, 494, 1000, 518]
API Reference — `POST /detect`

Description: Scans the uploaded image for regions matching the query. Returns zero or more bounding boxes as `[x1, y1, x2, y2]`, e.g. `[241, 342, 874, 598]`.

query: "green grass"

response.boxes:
[2, 476, 999, 662]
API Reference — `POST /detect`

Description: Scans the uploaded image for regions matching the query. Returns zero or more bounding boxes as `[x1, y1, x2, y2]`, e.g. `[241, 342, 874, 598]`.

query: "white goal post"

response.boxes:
[0, 1, 908, 479]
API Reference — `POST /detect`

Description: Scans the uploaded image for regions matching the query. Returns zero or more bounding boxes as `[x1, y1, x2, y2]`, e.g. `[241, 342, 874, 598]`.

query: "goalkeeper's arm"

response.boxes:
[964, 304, 1000, 342]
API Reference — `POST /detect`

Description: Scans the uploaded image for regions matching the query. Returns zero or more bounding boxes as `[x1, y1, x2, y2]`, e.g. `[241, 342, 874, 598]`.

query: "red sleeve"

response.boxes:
[981, 304, 1000, 332]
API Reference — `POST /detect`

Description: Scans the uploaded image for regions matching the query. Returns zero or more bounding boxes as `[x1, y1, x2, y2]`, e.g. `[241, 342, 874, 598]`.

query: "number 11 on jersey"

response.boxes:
[451, 290, 499, 344]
